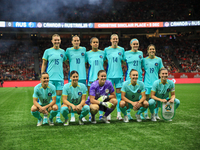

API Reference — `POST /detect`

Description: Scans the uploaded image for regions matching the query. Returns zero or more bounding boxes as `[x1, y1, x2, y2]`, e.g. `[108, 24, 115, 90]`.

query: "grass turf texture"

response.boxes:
[0, 84, 199, 150]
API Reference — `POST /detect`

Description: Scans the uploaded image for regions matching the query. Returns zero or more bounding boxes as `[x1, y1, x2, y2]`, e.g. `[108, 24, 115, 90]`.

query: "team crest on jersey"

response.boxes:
[118, 52, 122, 56]
[78, 92, 82, 96]
[60, 54, 63, 58]
[89, 81, 93, 84]
[48, 93, 52, 96]
[139, 55, 142, 59]
[81, 53, 85, 56]
[99, 55, 103, 58]
[167, 88, 170, 92]
[137, 89, 141, 93]
[155, 63, 158, 66]
[105, 89, 109, 94]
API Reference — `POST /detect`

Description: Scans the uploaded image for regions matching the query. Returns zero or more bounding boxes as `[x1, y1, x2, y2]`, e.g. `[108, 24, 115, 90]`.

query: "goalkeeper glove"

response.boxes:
[100, 102, 113, 109]
[97, 95, 108, 102]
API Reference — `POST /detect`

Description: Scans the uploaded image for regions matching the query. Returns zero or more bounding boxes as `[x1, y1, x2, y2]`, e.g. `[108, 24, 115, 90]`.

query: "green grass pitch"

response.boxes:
[0, 84, 200, 150]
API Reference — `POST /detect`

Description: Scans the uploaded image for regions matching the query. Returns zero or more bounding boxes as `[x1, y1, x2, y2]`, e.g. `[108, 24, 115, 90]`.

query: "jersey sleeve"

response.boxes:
[42, 50, 48, 60]
[82, 84, 87, 95]
[32, 86, 39, 98]
[108, 81, 115, 93]
[62, 84, 68, 96]
[89, 83, 97, 96]
[151, 81, 158, 92]
[51, 85, 56, 97]
[141, 82, 145, 93]
[170, 81, 175, 92]
[122, 48, 125, 61]
[65, 48, 69, 58]
[121, 82, 126, 92]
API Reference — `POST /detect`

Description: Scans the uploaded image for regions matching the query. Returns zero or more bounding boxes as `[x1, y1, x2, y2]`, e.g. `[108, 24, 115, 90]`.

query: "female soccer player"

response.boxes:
[149, 68, 180, 121]
[141, 44, 164, 120]
[65, 35, 87, 122]
[86, 70, 117, 124]
[86, 37, 105, 121]
[86, 37, 105, 91]
[41, 34, 67, 124]
[120, 69, 149, 123]
[124, 38, 143, 120]
[31, 72, 58, 126]
[104, 34, 125, 121]
[61, 71, 90, 126]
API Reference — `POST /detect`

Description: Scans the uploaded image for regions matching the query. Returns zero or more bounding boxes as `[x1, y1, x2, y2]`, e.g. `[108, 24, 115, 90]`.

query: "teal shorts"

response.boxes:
[49, 80, 64, 91]
[107, 78, 123, 88]
[87, 81, 94, 87]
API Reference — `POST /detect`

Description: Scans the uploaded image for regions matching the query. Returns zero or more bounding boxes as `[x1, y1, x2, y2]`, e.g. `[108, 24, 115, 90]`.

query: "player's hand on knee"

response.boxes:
[133, 102, 140, 111]
[162, 99, 167, 103]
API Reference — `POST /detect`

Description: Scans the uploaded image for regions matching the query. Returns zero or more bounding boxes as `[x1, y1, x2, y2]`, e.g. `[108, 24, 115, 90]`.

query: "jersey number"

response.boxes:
[55, 59, 59, 65]
[42, 99, 48, 103]
[72, 98, 79, 104]
[113, 57, 118, 63]
[95, 60, 98, 65]
[133, 60, 138, 66]
[76, 58, 80, 64]
[150, 68, 154, 73]
[132, 95, 135, 99]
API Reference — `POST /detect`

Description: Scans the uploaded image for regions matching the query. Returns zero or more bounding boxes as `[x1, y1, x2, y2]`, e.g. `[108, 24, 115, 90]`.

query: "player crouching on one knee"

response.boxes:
[119, 69, 149, 123]
[61, 71, 90, 126]
[149, 68, 180, 122]
[86, 70, 117, 124]
[31, 72, 58, 126]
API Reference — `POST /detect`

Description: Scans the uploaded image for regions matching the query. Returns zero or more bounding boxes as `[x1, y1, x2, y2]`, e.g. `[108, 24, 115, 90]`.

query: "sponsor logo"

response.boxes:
[37, 22, 42, 28]
[194, 74, 200, 78]
[168, 74, 174, 78]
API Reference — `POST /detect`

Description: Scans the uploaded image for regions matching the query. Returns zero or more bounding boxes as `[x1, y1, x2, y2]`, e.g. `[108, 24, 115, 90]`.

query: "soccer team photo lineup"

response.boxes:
[30, 33, 180, 126]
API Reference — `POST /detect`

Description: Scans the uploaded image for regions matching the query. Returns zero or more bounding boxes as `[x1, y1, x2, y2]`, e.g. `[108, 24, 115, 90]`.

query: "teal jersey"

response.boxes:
[86, 50, 105, 83]
[151, 79, 175, 99]
[33, 83, 56, 105]
[42, 48, 67, 81]
[62, 82, 87, 105]
[124, 50, 143, 81]
[143, 56, 164, 88]
[104, 46, 125, 78]
[121, 80, 145, 102]
[65, 47, 86, 80]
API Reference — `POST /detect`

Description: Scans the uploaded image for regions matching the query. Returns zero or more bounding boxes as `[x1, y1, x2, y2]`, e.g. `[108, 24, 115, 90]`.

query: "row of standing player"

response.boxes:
[33, 33, 174, 125]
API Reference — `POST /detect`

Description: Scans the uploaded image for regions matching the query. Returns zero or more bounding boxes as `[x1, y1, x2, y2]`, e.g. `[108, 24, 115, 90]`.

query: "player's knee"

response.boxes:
[90, 104, 99, 112]
[119, 101, 126, 108]
[52, 104, 58, 111]
[110, 98, 117, 106]
[83, 105, 90, 112]
[143, 101, 149, 108]
[149, 99, 156, 106]
[31, 105, 38, 112]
